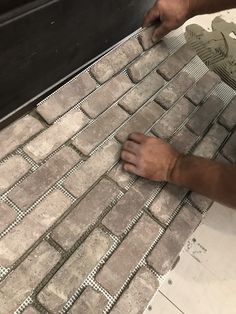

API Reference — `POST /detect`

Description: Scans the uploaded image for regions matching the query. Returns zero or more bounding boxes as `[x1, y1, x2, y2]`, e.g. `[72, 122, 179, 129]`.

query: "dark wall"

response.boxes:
[0, 0, 154, 125]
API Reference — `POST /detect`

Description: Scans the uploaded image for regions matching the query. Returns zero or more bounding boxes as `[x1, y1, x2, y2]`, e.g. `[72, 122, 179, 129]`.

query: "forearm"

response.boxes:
[190, 0, 236, 17]
[171, 155, 236, 209]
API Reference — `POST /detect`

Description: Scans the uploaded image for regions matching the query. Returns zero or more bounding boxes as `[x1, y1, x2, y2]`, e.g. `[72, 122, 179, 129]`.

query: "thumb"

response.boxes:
[152, 23, 170, 42]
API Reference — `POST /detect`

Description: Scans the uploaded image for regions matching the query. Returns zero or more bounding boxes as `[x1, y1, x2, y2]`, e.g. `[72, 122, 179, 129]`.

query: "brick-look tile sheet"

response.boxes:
[189, 193, 213, 213]
[128, 42, 169, 83]
[36, 72, 97, 124]
[0, 202, 17, 233]
[138, 26, 159, 50]
[150, 184, 188, 225]
[23, 306, 40, 314]
[0, 190, 72, 267]
[111, 267, 159, 314]
[108, 162, 136, 189]
[90, 38, 143, 84]
[73, 106, 129, 155]
[186, 71, 221, 105]
[157, 44, 196, 80]
[81, 73, 133, 118]
[222, 130, 236, 163]
[24, 110, 89, 162]
[155, 71, 195, 109]
[187, 95, 224, 136]
[219, 96, 236, 130]
[103, 179, 158, 236]
[115, 101, 165, 143]
[38, 229, 112, 312]
[0, 242, 60, 314]
[147, 205, 201, 275]
[0, 156, 31, 194]
[63, 140, 120, 198]
[119, 71, 165, 114]
[0, 115, 44, 160]
[96, 214, 161, 295]
[152, 98, 195, 139]
[193, 124, 228, 159]
[170, 126, 198, 154]
[8, 147, 80, 210]
[52, 179, 120, 250]
[68, 287, 107, 314]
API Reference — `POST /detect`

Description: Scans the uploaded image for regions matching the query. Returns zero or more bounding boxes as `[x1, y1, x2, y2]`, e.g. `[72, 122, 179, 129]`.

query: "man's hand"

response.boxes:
[143, 0, 191, 41]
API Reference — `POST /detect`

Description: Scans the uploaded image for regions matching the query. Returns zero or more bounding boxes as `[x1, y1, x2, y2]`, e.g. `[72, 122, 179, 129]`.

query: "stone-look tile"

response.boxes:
[96, 215, 161, 295]
[81, 73, 133, 118]
[219, 96, 236, 130]
[216, 153, 230, 164]
[38, 229, 112, 312]
[128, 42, 169, 83]
[0, 156, 31, 194]
[111, 267, 159, 314]
[63, 140, 120, 198]
[222, 130, 236, 163]
[24, 110, 89, 162]
[186, 71, 221, 105]
[189, 193, 213, 213]
[0, 190, 71, 267]
[52, 179, 120, 250]
[138, 26, 159, 50]
[36, 72, 97, 124]
[115, 101, 165, 143]
[73, 106, 129, 155]
[170, 127, 198, 154]
[187, 96, 224, 136]
[68, 287, 107, 314]
[193, 124, 228, 159]
[152, 98, 195, 139]
[108, 162, 136, 189]
[8, 147, 79, 210]
[150, 184, 188, 225]
[147, 205, 201, 275]
[0, 242, 60, 314]
[23, 306, 40, 314]
[119, 71, 165, 114]
[0, 115, 44, 161]
[157, 44, 196, 80]
[0, 202, 17, 233]
[103, 179, 158, 236]
[155, 71, 195, 109]
[90, 38, 143, 84]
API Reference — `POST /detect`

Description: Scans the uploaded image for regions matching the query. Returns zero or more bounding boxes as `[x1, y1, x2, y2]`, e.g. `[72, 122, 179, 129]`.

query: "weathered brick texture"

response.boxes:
[138, 26, 159, 50]
[108, 162, 136, 189]
[23, 306, 40, 314]
[170, 126, 198, 154]
[0, 202, 17, 233]
[36, 72, 97, 124]
[189, 193, 213, 213]
[219, 96, 236, 130]
[222, 130, 236, 163]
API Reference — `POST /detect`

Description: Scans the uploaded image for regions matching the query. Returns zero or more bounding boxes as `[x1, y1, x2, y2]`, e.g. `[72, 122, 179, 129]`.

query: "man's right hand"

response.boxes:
[143, 0, 192, 41]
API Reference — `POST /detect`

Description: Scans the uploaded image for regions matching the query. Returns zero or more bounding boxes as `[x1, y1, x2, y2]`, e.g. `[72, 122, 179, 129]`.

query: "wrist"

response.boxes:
[167, 153, 184, 184]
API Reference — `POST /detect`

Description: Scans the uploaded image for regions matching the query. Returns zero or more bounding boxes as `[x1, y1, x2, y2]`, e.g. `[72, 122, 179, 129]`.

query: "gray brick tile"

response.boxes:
[0, 242, 60, 314]
[138, 26, 159, 50]
[149, 184, 188, 225]
[81, 73, 133, 118]
[186, 96, 224, 136]
[119, 71, 165, 113]
[0, 156, 31, 194]
[96, 214, 161, 295]
[52, 179, 120, 250]
[24, 110, 89, 162]
[90, 38, 143, 84]
[219, 96, 236, 130]
[115, 101, 165, 143]
[170, 126, 198, 154]
[72, 106, 129, 155]
[111, 267, 159, 314]
[63, 140, 120, 198]
[147, 205, 201, 275]
[152, 98, 195, 139]
[38, 229, 112, 312]
[23, 306, 40, 314]
[36, 72, 97, 124]
[103, 179, 158, 236]
[8, 147, 80, 210]
[0, 115, 44, 160]
[128, 42, 169, 83]
[222, 130, 236, 163]
[108, 162, 136, 189]
[155, 71, 195, 109]
[157, 44, 196, 80]
[186, 71, 221, 105]
[0, 202, 17, 233]
[189, 193, 213, 213]
[0, 190, 72, 267]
